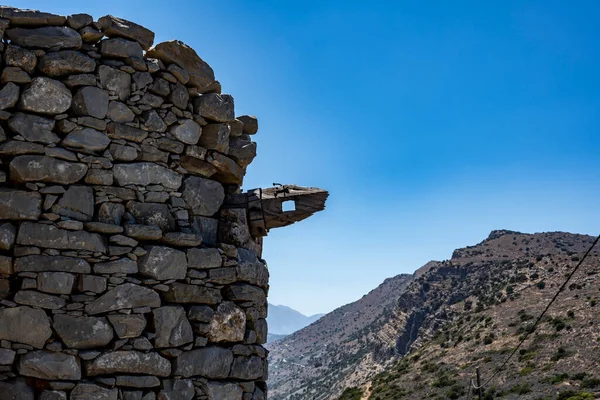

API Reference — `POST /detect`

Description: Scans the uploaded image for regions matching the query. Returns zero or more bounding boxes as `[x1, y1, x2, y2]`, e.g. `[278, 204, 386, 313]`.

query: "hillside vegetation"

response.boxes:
[269, 230, 600, 400]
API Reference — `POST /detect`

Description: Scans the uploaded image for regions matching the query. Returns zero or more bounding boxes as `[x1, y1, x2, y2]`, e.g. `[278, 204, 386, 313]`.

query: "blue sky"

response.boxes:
[14, 0, 600, 315]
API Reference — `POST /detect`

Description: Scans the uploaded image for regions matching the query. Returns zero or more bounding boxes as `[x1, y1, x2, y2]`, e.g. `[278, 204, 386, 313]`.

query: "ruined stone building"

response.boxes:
[0, 6, 327, 399]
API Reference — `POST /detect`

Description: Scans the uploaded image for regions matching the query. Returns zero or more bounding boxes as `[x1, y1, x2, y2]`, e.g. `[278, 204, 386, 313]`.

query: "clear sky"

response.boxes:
[12, 0, 600, 315]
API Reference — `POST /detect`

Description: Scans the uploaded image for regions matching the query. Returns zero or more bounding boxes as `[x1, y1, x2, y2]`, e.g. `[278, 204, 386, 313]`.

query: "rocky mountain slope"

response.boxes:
[267, 272, 414, 399]
[268, 303, 325, 336]
[269, 230, 600, 400]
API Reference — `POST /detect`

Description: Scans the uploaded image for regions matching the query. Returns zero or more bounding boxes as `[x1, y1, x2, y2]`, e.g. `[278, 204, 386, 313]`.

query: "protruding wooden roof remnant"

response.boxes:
[223, 185, 329, 237]
[260, 185, 329, 230]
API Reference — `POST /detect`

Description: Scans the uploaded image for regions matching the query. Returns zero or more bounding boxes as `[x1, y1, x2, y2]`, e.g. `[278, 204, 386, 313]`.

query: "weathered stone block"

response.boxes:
[6, 26, 82, 49]
[0, 222, 16, 250]
[128, 203, 175, 233]
[85, 283, 160, 315]
[152, 306, 193, 348]
[15, 255, 91, 273]
[170, 119, 201, 145]
[98, 15, 155, 50]
[108, 314, 147, 339]
[71, 86, 109, 119]
[0, 189, 41, 220]
[199, 123, 230, 153]
[138, 246, 187, 280]
[19, 77, 72, 115]
[0, 306, 52, 348]
[53, 315, 114, 349]
[0, 7, 66, 26]
[182, 176, 224, 217]
[146, 40, 215, 92]
[54, 185, 95, 221]
[37, 271, 75, 294]
[175, 347, 233, 378]
[207, 382, 243, 400]
[18, 350, 81, 380]
[162, 283, 222, 304]
[86, 351, 171, 377]
[70, 383, 118, 400]
[14, 290, 66, 309]
[208, 301, 246, 343]
[8, 112, 59, 144]
[38, 50, 95, 77]
[193, 93, 234, 122]
[16, 222, 106, 252]
[114, 163, 182, 189]
[10, 155, 88, 184]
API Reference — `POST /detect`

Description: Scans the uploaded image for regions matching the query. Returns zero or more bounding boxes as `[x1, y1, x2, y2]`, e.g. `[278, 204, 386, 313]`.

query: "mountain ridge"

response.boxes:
[268, 229, 600, 400]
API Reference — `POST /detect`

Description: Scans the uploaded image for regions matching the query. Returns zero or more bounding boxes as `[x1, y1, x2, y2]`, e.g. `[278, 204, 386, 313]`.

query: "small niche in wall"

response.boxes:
[282, 200, 296, 212]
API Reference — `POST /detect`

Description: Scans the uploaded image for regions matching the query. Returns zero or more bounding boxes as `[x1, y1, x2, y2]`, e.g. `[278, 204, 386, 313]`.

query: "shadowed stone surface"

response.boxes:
[0, 306, 52, 348]
[70, 383, 118, 400]
[18, 350, 81, 380]
[8, 112, 58, 144]
[53, 315, 114, 349]
[38, 50, 95, 77]
[98, 15, 155, 50]
[146, 41, 215, 92]
[15, 255, 91, 273]
[153, 306, 193, 348]
[175, 347, 233, 378]
[87, 351, 171, 377]
[85, 283, 160, 315]
[10, 155, 88, 184]
[114, 162, 182, 189]
[19, 76, 72, 114]
[138, 245, 187, 280]
[6, 26, 82, 49]
[108, 314, 147, 339]
[0, 189, 41, 220]
[182, 176, 224, 217]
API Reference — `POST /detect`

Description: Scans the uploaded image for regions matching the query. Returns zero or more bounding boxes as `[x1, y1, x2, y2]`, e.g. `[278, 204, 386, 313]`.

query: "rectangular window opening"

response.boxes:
[282, 200, 296, 212]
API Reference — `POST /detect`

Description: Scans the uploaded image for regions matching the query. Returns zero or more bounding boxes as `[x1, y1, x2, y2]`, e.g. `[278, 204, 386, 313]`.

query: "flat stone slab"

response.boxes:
[63, 127, 111, 152]
[53, 315, 114, 349]
[86, 351, 171, 377]
[153, 306, 193, 348]
[107, 314, 146, 339]
[138, 246, 187, 280]
[10, 155, 88, 184]
[113, 162, 182, 189]
[8, 112, 59, 144]
[182, 176, 224, 217]
[0, 306, 52, 348]
[18, 350, 81, 380]
[38, 50, 96, 77]
[162, 283, 222, 305]
[16, 222, 106, 252]
[70, 383, 118, 400]
[146, 40, 216, 92]
[98, 15, 155, 50]
[6, 26, 82, 49]
[19, 76, 72, 115]
[85, 283, 160, 315]
[175, 347, 233, 378]
[14, 290, 66, 309]
[0, 6, 66, 26]
[0, 189, 41, 220]
[15, 255, 91, 273]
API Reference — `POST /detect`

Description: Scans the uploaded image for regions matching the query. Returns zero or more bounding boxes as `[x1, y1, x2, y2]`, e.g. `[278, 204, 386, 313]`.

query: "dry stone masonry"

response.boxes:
[0, 6, 328, 399]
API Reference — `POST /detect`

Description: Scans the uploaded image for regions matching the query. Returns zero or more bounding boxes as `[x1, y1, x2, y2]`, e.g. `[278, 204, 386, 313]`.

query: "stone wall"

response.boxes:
[0, 6, 268, 400]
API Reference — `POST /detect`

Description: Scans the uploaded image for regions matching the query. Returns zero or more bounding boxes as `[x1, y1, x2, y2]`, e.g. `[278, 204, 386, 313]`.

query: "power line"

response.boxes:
[471, 233, 600, 392]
